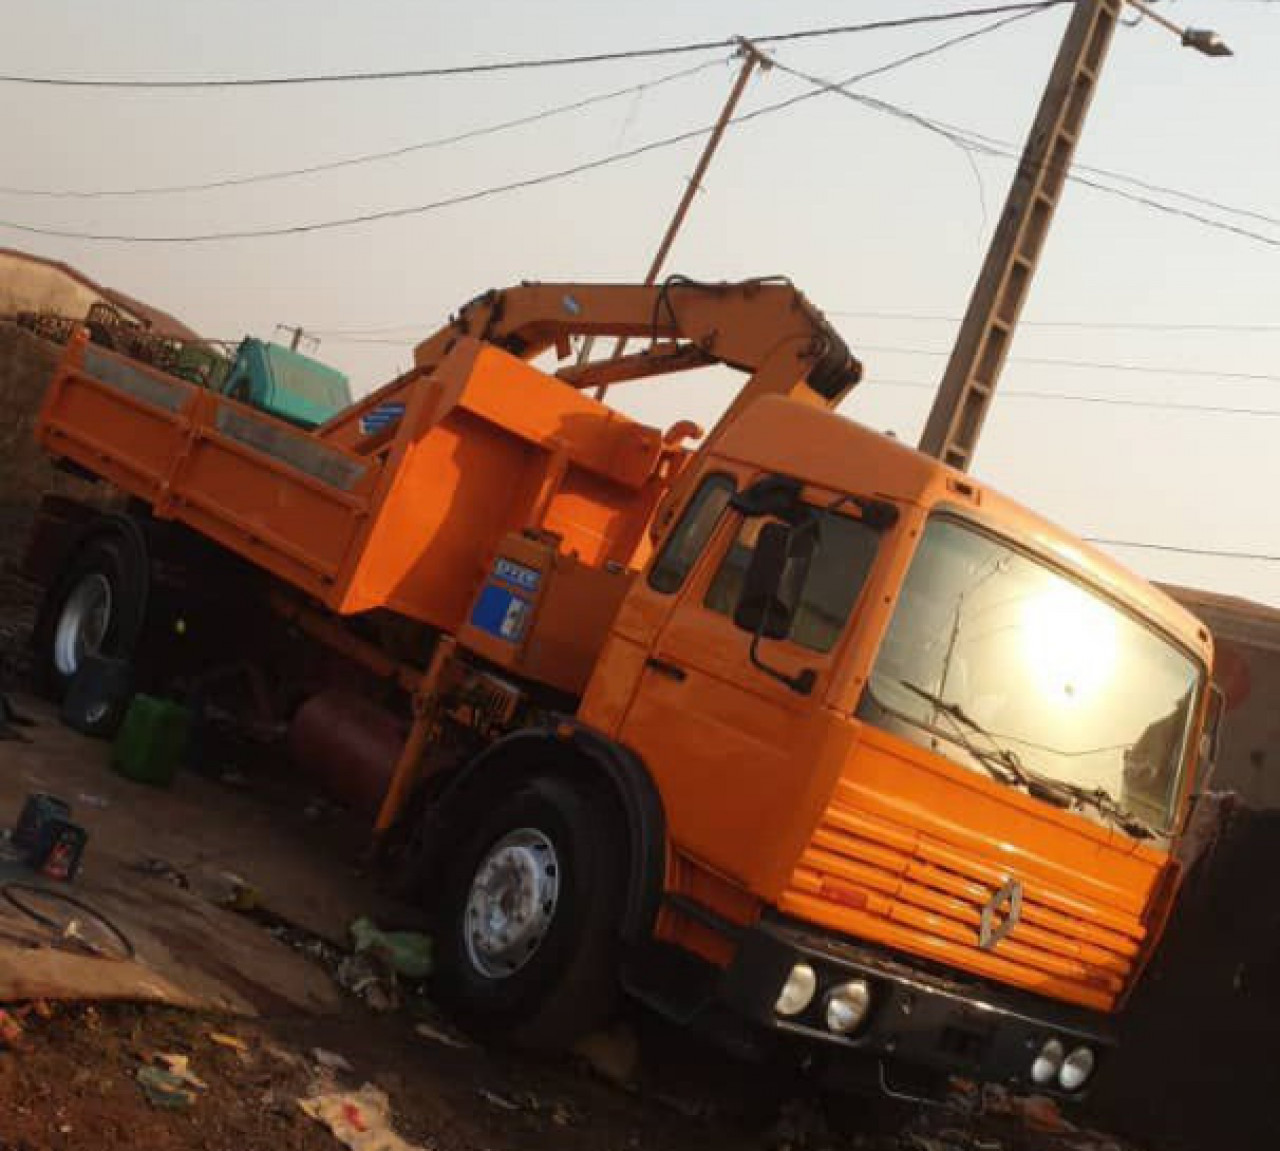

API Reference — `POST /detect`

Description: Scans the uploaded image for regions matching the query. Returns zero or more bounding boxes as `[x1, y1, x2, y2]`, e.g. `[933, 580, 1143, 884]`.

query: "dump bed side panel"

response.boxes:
[37, 338, 376, 604]
[36, 336, 670, 641]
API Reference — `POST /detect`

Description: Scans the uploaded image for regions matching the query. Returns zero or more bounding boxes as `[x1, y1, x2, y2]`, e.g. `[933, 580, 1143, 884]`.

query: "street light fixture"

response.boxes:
[1125, 0, 1234, 57]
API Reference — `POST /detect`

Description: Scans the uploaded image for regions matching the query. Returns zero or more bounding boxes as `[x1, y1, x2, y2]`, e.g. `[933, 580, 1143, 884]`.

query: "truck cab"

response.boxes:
[581, 396, 1213, 1096]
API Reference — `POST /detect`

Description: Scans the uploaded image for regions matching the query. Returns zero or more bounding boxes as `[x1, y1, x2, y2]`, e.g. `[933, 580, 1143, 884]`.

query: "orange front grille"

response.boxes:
[779, 802, 1147, 1011]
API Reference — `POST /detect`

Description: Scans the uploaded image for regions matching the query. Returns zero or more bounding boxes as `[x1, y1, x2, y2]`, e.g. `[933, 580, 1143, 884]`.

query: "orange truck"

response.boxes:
[23, 277, 1220, 1098]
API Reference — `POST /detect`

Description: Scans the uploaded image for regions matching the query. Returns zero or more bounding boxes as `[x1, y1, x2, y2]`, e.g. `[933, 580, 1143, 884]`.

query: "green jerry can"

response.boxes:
[111, 696, 191, 787]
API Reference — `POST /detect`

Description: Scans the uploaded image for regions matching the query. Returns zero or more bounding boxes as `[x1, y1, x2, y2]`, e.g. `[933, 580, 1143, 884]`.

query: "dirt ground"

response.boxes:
[0, 661, 1138, 1151]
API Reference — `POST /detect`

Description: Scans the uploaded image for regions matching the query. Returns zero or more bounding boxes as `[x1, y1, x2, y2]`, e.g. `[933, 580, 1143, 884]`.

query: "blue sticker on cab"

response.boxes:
[471, 584, 532, 643]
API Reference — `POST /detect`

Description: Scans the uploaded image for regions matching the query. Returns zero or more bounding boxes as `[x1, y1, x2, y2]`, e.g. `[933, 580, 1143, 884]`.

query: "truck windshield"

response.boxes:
[860, 517, 1202, 833]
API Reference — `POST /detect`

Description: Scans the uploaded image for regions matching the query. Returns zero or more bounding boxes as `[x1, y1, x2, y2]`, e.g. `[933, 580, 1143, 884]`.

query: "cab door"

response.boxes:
[617, 479, 883, 894]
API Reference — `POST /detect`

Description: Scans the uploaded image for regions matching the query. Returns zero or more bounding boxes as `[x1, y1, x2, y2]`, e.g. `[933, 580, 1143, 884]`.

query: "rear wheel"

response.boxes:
[432, 775, 623, 1048]
[35, 534, 147, 700]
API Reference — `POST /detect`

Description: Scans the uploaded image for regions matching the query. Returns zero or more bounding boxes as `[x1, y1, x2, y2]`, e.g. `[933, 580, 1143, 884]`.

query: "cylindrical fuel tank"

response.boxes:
[288, 689, 407, 812]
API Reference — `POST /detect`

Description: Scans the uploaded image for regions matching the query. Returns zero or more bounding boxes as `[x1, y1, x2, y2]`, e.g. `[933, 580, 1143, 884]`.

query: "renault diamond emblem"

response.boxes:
[978, 877, 1023, 951]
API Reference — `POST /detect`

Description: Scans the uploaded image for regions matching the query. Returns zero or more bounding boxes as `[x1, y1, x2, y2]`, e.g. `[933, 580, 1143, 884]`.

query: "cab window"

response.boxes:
[648, 474, 736, 594]
[705, 511, 879, 653]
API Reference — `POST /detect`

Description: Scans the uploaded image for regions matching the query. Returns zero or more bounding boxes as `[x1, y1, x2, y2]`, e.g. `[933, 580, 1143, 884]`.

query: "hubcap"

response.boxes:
[464, 828, 560, 979]
[53, 573, 113, 678]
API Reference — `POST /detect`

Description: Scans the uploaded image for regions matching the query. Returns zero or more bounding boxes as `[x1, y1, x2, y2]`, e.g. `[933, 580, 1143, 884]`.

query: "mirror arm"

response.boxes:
[748, 630, 816, 696]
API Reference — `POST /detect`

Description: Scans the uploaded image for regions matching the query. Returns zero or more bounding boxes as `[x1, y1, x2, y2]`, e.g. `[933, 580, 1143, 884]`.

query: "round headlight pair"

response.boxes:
[1031, 1038, 1095, 1091]
[774, 963, 872, 1035]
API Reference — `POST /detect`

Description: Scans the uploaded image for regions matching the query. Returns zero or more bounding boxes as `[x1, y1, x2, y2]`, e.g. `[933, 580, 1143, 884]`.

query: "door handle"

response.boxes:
[645, 657, 687, 682]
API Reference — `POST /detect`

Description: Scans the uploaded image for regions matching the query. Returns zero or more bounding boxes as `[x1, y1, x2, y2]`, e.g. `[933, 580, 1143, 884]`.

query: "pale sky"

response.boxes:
[4, 0, 1277, 606]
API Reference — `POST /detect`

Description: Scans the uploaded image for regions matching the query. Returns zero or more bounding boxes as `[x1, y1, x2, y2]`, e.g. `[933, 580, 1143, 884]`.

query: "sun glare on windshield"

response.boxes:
[1021, 579, 1119, 708]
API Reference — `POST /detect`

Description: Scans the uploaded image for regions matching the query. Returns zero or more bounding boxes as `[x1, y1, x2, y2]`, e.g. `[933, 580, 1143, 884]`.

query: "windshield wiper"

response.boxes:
[1040, 779, 1160, 841]
[893, 679, 1036, 789]
[891, 679, 1159, 840]
[871, 679, 1035, 793]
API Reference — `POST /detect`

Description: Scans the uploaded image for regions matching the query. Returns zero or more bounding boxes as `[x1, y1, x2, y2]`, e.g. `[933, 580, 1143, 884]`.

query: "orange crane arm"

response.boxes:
[321, 277, 862, 456]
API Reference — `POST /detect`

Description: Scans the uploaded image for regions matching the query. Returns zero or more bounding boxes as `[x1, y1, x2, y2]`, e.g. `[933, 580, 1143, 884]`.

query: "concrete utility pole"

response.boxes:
[588, 37, 771, 394]
[917, 0, 1231, 471]
[276, 324, 316, 353]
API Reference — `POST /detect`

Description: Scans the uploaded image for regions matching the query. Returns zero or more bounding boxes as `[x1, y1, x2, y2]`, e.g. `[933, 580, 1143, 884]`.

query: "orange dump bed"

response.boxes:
[37, 332, 678, 636]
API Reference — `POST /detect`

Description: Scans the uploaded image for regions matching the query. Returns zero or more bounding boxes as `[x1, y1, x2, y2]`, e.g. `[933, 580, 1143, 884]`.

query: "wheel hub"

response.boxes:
[464, 828, 560, 978]
[53, 573, 113, 678]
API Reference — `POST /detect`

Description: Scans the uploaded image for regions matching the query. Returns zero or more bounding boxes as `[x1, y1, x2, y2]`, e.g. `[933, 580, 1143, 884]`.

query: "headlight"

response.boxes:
[1031, 1038, 1065, 1085]
[1058, 1046, 1096, 1091]
[824, 979, 872, 1034]
[774, 962, 817, 1017]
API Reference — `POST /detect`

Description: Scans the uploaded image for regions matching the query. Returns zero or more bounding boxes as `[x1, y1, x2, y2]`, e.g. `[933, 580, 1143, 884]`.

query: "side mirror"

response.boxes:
[734, 522, 795, 638]
[1199, 683, 1225, 787]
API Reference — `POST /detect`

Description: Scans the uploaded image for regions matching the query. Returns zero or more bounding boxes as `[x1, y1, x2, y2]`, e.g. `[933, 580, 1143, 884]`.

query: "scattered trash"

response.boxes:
[337, 953, 399, 1013]
[313, 1047, 355, 1073]
[153, 1052, 208, 1090]
[0, 1008, 25, 1050]
[12, 794, 71, 857]
[215, 873, 263, 912]
[550, 1101, 576, 1128]
[477, 1087, 522, 1112]
[350, 917, 433, 980]
[133, 857, 191, 889]
[264, 1042, 307, 1069]
[298, 1083, 426, 1151]
[10, 794, 88, 881]
[76, 792, 109, 809]
[573, 1023, 639, 1087]
[137, 1066, 198, 1109]
[1015, 1094, 1071, 1133]
[208, 1031, 250, 1055]
[136, 1055, 208, 1110]
[1, 883, 136, 960]
[35, 819, 88, 881]
[413, 1020, 471, 1050]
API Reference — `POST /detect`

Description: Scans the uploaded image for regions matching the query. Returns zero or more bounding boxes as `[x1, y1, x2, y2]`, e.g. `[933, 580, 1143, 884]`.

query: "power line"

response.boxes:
[861, 343, 1280, 384]
[1084, 537, 1280, 563]
[769, 57, 1280, 249]
[830, 309, 1280, 333]
[0, 58, 726, 199]
[0, 6, 1049, 242]
[868, 377, 1280, 416]
[0, 4, 1064, 88]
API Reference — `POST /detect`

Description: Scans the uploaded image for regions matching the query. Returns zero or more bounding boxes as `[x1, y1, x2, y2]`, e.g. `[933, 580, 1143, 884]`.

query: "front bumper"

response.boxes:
[719, 916, 1116, 1097]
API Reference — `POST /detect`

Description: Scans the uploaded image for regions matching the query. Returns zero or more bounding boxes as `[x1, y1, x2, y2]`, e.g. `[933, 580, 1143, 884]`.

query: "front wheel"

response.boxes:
[431, 775, 622, 1049]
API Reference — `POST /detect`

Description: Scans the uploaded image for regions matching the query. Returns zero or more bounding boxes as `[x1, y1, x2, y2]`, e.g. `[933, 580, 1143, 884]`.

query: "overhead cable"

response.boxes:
[0, 6, 1049, 241]
[0, 58, 727, 199]
[830, 310, 1280, 333]
[860, 344, 1280, 384]
[769, 57, 1280, 247]
[0, 4, 1065, 88]
[870, 378, 1280, 416]
[1084, 538, 1280, 563]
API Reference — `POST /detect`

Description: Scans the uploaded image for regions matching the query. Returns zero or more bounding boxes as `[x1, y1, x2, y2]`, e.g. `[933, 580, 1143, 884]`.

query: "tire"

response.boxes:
[432, 775, 623, 1049]
[60, 655, 134, 739]
[34, 534, 148, 700]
